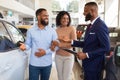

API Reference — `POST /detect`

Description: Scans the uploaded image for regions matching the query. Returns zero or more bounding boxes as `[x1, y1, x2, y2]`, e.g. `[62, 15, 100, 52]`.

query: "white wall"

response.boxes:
[0, 0, 34, 16]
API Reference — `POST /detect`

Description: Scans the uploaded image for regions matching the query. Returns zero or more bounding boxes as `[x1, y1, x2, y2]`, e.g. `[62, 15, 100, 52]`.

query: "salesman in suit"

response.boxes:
[72, 2, 110, 80]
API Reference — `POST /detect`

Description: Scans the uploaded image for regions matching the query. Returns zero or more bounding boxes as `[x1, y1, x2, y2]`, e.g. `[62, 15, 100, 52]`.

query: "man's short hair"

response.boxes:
[85, 2, 98, 8]
[35, 8, 46, 17]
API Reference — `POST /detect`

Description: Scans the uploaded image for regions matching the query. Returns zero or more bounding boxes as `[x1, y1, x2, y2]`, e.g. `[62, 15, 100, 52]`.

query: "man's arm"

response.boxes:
[50, 40, 59, 51]
[46, 29, 58, 53]
[71, 40, 84, 48]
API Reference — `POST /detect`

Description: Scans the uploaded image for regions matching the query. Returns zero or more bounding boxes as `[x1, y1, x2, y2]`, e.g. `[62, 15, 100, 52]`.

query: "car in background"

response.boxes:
[17, 25, 32, 36]
[0, 17, 28, 80]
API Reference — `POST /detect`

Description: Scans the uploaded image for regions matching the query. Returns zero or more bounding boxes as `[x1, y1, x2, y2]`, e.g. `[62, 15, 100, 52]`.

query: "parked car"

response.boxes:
[0, 18, 28, 80]
[17, 25, 32, 36]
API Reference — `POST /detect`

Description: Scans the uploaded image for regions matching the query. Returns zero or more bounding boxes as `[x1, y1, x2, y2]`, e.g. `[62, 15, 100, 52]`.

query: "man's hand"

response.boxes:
[50, 44, 55, 51]
[35, 49, 46, 57]
[50, 40, 59, 51]
[19, 43, 26, 51]
[76, 52, 87, 60]
[106, 51, 114, 60]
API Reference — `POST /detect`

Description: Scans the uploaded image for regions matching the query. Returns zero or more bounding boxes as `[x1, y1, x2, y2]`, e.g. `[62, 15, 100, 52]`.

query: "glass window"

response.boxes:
[105, 0, 118, 27]
[52, 0, 80, 26]
[117, 46, 120, 56]
[0, 21, 11, 40]
[0, 21, 17, 51]
[4, 22, 24, 43]
[52, 0, 119, 27]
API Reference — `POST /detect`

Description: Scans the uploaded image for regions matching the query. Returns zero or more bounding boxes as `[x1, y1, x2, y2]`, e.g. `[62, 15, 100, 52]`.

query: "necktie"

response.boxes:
[87, 24, 92, 31]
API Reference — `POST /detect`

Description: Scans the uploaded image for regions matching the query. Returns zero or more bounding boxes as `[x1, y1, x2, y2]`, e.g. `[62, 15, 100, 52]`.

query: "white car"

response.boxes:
[0, 18, 28, 80]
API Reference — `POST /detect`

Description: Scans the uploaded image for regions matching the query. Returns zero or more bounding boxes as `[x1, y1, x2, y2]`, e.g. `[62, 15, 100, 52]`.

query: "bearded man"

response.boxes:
[20, 8, 58, 80]
[72, 2, 110, 80]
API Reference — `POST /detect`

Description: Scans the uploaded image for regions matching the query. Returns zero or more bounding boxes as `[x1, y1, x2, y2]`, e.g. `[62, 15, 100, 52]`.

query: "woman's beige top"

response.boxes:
[56, 26, 77, 56]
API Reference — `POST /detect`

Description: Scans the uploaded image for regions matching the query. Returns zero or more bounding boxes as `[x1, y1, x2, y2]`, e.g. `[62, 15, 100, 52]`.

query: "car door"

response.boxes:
[0, 20, 28, 80]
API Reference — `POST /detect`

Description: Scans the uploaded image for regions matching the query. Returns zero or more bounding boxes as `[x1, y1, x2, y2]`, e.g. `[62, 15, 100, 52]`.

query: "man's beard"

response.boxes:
[41, 19, 48, 26]
[85, 13, 92, 21]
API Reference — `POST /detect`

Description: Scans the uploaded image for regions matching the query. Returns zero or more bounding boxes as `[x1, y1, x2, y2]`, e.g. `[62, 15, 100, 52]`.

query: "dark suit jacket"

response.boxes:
[72, 18, 110, 72]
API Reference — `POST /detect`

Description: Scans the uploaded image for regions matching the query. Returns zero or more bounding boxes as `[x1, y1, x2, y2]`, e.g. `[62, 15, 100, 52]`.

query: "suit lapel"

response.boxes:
[84, 26, 93, 40]
[84, 18, 100, 41]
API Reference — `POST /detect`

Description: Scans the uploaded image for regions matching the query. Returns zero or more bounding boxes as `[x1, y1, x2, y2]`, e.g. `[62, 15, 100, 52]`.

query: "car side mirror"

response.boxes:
[114, 44, 120, 67]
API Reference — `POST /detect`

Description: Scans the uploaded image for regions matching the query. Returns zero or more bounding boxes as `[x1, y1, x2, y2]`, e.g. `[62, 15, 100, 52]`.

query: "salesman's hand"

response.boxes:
[106, 51, 114, 60]
[35, 49, 46, 57]
[19, 43, 26, 51]
[76, 52, 87, 60]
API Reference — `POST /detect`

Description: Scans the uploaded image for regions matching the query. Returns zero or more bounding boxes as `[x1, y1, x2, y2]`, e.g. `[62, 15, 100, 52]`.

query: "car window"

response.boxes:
[0, 21, 11, 39]
[0, 36, 16, 52]
[0, 21, 16, 51]
[4, 22, 25, 44]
